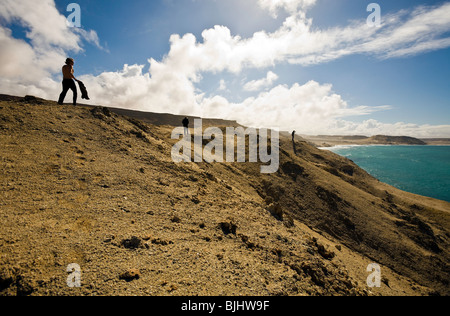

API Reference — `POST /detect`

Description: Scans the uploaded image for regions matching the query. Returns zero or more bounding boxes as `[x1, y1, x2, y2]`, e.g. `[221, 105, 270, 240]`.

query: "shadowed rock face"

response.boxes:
[0, 94, 448, 296]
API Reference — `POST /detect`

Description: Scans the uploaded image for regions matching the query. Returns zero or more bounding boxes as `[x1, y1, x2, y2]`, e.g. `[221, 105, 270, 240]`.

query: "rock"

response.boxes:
[316, 243, 335, 260]
[151, 238, 173, 246]
[121, 236, 143, 249]
[264, 196, 274, 205]
[262, 182, 284, 202]
[219, 221, 237, 235]
[272, 248, 283, 263]
[240, 235, 257, 249]
[0, 268, 14, 291]
[130, 129, 149, 143]
[21, 95, 44, 105]
[188, 175, 198, 182]
[191, 196, 201, 204]
[281, 161, 305, 180]
[167, 284, 178, 293]
[15, 275, 34, 296]
[157, 178, 169, 186]
[267, 203, 283, 220]
[103, 235, 115, 243]
[91, 107, 113, 120]
[309, 238, 335, 260]
[119, 269, 140, 282]
[341, 165, 354, 176]
[204, 172, 217, 182]
[301, 262, 326, 287]
[142, 234, 152, 241]
[283, 214, 295, 228]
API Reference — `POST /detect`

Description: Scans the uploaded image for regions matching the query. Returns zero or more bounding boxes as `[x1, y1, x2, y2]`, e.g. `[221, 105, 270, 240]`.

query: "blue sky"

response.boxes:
[1, 0, 450, 136]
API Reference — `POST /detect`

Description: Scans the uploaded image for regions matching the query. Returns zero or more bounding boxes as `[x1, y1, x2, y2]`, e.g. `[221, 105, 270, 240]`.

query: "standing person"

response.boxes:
[182, 117, 190, 136]
[292, 130, 297, 154]
[58, 58, 79, 106]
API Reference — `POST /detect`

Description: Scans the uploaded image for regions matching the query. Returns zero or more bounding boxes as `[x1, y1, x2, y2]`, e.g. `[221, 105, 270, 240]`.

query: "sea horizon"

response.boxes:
[320, 144, 450, 150]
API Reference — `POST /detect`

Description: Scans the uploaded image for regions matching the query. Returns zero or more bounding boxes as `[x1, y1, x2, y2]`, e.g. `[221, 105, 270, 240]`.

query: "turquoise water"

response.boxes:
[325, 145, 450, 203]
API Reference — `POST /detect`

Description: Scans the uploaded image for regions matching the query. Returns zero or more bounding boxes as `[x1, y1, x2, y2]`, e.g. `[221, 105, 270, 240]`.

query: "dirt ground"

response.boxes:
[0, 95, 448, 296]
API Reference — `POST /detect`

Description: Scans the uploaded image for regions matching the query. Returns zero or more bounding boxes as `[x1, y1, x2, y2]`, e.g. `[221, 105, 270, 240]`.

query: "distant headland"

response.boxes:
[302, 135, 450, 147]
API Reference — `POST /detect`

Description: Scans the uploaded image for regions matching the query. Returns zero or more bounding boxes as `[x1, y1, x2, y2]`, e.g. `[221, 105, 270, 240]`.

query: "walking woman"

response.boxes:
[58, 58, 79, 106]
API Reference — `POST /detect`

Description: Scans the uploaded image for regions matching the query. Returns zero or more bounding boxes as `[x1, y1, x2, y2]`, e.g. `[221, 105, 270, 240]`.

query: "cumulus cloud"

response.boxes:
[257, 0, 317, 17]
[243, 71, 279, 91]
[218, 79, 227, 91]
[117, 2, 450, 80]
[0, 0, 101, 86]
[80, 62, 202, 116]
[0, 0, 81, 50]
[201, 80, 392, 132]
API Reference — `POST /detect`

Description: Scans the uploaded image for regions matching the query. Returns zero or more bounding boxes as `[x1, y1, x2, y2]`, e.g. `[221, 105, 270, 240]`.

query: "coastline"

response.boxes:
[319, 144, 450, 151]
[301, 135, 450, 148]
[318, 144, 450, 203]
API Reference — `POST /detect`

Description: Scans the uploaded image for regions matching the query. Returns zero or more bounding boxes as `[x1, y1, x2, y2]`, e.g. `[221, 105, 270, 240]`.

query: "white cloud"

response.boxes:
[218, 79, 227, 91]
[326, 119, 450, 139]
[79, 62, 202, 116]
[0, 0, 101, 84]
[73, 28, 108, 52]
[0, 0, 81, 50]
[355, 3, 450, 60]
[136, 2, 450, 77]
[257, 0, 317, 17]
[243, 71, 279, 91]
[201, 80, 392, 132]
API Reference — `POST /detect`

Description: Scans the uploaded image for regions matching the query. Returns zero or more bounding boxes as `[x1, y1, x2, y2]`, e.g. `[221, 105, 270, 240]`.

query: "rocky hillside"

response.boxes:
[0, 95, 448, 296]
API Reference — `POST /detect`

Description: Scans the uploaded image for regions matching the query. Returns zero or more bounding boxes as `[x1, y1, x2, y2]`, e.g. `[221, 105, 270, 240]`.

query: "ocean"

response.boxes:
[323, 145, 450, 203]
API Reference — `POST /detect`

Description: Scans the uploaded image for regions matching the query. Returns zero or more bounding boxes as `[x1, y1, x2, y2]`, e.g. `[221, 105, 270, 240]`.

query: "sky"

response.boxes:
[1, 0, 450, 137]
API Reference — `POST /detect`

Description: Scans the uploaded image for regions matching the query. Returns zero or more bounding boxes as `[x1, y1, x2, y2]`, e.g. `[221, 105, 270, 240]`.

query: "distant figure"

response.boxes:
[58, 58, 79, 106]
[292, 130, 297, 154]
[182, 117, 190, 136]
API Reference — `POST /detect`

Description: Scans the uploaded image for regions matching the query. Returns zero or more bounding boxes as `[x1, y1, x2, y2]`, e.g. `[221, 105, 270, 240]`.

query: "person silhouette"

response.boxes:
[58, 58, 79, 106]
[292, 130, 297, 154]
[182, 117, 190, 136]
